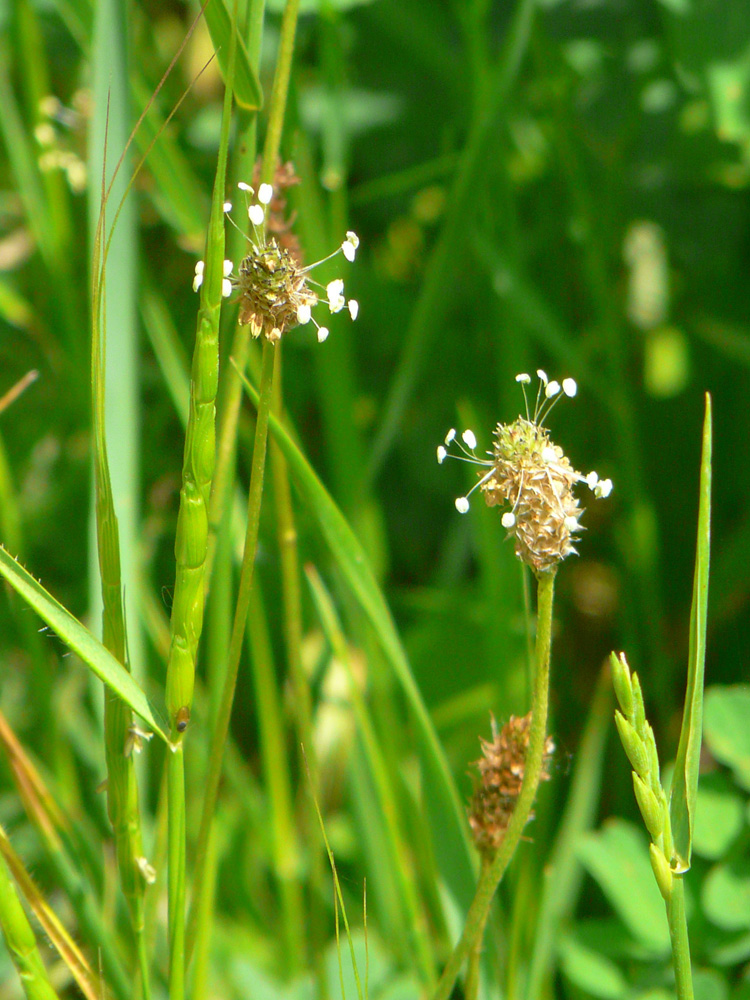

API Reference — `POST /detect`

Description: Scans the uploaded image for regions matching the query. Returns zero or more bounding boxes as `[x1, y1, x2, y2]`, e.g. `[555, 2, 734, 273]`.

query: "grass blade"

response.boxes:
[236, 366, 476, 909]
[0, 547, 168, 739]
[0, 846, 59, 1000]
[0, 826, 102, 1000]
[202, 0, 263, 110]
[669, 393, 712, 872]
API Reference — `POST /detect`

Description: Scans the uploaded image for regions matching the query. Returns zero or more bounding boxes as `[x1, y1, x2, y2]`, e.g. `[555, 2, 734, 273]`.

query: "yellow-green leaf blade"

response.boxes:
[202, 0, 263, 110]
[669, 392, 712, 871]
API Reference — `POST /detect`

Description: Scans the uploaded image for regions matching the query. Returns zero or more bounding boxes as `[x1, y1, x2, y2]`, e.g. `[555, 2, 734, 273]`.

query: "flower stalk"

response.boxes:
[431, 568, 556, 1000]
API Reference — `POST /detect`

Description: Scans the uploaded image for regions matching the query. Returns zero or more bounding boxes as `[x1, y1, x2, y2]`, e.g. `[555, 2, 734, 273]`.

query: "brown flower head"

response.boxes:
[193, 180, 359, 344]
[468, 713, 555, 857]
[438, 371, 612, 573]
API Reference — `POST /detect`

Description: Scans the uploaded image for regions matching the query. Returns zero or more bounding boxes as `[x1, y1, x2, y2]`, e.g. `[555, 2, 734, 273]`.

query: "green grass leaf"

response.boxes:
[0, 547, 168, 740]
[669, 392, 712, 871]
[202, 0, 263, 110]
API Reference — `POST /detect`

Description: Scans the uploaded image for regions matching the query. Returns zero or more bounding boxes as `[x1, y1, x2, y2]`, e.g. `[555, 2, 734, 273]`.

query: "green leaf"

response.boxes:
[693, 772, 745, 860]
[694, 969, 730, 1000]
[236, 367, 476, 911]
[703, 857, 750, 932]
[669, 392, 712, 872]
[0, 547, 168, 740]
[202, 0, 262, 111]
[559, 932, 628, 1000]
[578, 820, 671, 955]
[704, 685, 750, 791]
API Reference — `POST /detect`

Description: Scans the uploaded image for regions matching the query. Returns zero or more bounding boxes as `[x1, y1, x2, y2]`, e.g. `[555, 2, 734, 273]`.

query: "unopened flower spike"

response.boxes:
[201, 180, 360, 344]
[439, 371, 613, 573]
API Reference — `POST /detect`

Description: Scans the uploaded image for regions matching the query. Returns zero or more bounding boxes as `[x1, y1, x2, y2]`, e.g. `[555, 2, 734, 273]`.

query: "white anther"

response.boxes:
[563, 378, 577, 397]
[223, 259, 233, 276]
[537, 369, 548, 385]
[437, 446, 447, 464]
[564, 515, 580, 530]
[248, 204, 265, 226]
[342, 231, 359, 261]
[137, 857, 157, 884]
[317, 326, 329, 343]
[501, 512, 516, 528]
[545, 380, 561, 398]
[542, 446, 557, 463]
[586, 471, 599, 490]
[462, 429, 477, 450]
[327, 279, 345, 313]
[595, 478, 613, 498]
[238, 181, 253, 192]
[223, 201, 233, 213]
[347, 299, 359, 320]
[445, 428, 456, 445]
[222, 278, 232, 298]
[455, 497, 470, 514]
[258, 183, 273, 205]
[297, 303, 312, 325]
[515, 372, 531, 383]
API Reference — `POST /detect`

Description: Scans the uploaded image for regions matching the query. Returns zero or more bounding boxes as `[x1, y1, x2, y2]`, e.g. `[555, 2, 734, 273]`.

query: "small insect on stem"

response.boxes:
[175, 706, 191, 734]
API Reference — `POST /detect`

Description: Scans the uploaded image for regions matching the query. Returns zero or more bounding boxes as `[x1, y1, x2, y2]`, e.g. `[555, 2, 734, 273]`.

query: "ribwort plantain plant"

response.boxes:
[434, 370, 613, 999]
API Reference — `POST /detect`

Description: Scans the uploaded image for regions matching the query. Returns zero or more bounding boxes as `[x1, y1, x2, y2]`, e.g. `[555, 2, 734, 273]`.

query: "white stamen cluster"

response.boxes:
[192, 259, 233, 299]
[192, 183, 360, 344]
[438, 372, 613, 573]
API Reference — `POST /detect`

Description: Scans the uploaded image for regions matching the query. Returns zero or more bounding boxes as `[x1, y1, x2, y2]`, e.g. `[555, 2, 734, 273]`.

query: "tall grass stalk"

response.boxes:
[164, 23, 237, 1000]
[188, 0, 301, 955]
[432, 568, 555, 1000]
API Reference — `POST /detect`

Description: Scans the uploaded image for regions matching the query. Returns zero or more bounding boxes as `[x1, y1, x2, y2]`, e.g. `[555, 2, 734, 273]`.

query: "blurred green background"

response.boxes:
[1, 0, 750, 997]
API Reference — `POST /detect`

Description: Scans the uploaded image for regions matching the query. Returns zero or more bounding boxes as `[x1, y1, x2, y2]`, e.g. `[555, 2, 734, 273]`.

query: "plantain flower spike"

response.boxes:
[193, 180, 359, 344]
[468, 713, 555, 858]
[438, 371, 613, 573]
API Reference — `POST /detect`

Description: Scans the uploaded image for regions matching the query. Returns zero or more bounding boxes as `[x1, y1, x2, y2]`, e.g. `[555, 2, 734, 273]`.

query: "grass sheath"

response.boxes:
[432, 568, 555, 1000]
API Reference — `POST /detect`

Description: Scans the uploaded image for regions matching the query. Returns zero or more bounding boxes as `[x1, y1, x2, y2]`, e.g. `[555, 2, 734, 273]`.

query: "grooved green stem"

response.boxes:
[167, 745, 186, 1000]
[188, 0, 300, 955]
[668, 876, 694, 1000]
[431, 569, 555, 1000]
[259, 0, 299, 188]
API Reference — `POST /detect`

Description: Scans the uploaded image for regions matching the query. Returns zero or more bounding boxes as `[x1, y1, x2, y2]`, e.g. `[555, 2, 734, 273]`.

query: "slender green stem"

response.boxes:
[136, 909, 152, 1000]
[259, 0, 299, 187]
[431, 569, 555, 1000]
[167, 746, 186, 1000]
[187, 339, 276, 957]
[464, 855, 490, 1000]
[667, 876, 694, 1000]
